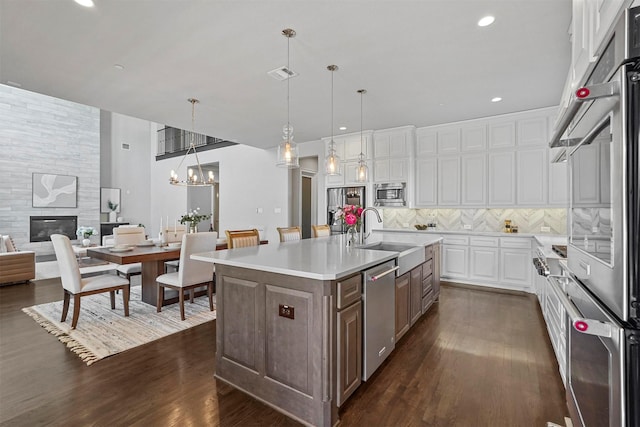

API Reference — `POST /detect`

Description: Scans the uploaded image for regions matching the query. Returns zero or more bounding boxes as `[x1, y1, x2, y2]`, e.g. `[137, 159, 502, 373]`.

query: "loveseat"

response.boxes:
[0, 235, 35, 285]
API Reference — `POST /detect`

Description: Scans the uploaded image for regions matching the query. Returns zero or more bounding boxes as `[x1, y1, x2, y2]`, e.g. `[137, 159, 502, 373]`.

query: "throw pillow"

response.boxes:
[0, 236, 6, 253]
[4, 235, 16, 252]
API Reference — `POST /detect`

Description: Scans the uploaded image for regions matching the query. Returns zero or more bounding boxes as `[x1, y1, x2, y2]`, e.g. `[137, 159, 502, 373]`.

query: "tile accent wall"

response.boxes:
[382, 208, 567, 235]
[0, 85, 100, 254]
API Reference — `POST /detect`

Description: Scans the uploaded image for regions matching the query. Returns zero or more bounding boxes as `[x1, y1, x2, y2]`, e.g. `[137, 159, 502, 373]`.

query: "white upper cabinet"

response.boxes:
[461, 153, 487, 206]
[591, 0, 631, 59]
[438, 156, 460, 205]
[517, 116, 549, 147]
[488, 120, 516, 150]
[488, 151, 516, 206]
[549, 147, 569, 206]
[416, 128, 437, 157]
[517, 148, 548, 206]
[437, 127, 461, 154]
[572, 0, 595, 88]
[344, 134, 370, 160]
[415, 158, 437, 207]
[373, 126, 414, 159]
[461, 125, 487, 151]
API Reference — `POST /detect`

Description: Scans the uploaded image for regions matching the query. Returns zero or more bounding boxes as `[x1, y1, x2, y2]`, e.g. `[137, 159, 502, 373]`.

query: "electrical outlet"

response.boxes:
[592, 226, 599, 233]
[402, 223, 409, 227]
[274, 207, 282, 214]
[256, 207, 263, 214]
[463, 224, 472, 230]
[541, 226, 550, 232]
[279, 304, 294, 319]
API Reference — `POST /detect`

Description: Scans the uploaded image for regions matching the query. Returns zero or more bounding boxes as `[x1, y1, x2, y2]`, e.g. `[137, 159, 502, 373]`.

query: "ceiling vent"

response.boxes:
[121, 143, 130, 150]
[267, 66, 298, 81]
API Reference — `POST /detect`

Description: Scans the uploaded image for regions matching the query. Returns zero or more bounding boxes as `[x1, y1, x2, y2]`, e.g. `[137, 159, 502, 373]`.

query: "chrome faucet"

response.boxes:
[360, 207, 382, 244]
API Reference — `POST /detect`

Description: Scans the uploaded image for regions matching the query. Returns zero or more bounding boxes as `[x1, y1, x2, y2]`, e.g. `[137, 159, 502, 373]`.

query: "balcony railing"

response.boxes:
[156, 127, 236, 160]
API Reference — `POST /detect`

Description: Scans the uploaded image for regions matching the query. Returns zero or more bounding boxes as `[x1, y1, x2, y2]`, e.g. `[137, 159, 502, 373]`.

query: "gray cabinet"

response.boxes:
[410, 266, 422, 326]
[432, 243, 441, 301]
[336, 274, 362, 407]
[395, 272, 411, 342]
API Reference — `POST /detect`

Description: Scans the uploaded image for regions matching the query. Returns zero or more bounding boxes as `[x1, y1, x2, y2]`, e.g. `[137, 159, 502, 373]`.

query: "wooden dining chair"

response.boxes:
[51, 234, 130, 329]
[277, 226, 302, 242]
[156, 232, 217, 320]
[113, 226, 145, 280]
[312, 224, 331, 237]
[225, 229, 260, 248]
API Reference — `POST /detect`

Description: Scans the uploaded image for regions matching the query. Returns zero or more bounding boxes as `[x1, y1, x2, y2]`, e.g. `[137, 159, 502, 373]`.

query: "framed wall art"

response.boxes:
[100, 187, 121, 213]
[32, 173, 77, 208]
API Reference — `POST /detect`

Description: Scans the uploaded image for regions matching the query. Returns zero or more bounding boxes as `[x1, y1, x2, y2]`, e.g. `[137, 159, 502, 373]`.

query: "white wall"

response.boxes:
[149, 143, 289, 243]
[298, 139, 327, 225]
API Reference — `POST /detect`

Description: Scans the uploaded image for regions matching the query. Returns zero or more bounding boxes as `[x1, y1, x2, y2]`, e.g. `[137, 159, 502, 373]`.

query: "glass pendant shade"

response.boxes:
[276, 124, 299, 168]
[325, 143, 341, 175]
[355, 154, 368, 182]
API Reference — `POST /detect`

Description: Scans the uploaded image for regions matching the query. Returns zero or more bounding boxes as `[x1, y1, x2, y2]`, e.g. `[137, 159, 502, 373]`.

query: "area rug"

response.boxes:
[22, 286, 216, 365]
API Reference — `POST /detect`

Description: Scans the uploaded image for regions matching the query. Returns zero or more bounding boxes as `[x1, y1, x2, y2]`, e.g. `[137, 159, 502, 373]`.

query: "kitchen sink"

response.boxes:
[359, 241, 425, 276]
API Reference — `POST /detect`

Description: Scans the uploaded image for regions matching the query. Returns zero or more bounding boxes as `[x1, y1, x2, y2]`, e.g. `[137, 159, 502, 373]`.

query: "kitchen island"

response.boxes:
[192, 232, 442, 426]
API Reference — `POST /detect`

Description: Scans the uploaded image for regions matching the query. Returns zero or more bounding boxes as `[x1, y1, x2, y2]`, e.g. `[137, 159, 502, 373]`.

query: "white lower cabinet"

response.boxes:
[442, 245, 468, 279]
[469, 247, 499, 282]
[439, 234, 533, 293]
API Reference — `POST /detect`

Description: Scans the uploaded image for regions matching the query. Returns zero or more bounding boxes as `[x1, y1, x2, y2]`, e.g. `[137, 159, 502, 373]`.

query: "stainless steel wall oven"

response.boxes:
[550, 6, 640, 427]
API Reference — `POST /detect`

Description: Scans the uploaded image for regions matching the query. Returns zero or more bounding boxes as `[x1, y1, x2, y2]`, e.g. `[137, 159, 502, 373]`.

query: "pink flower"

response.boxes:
[356, 207, 363, 217]
[343, 205, 353, 213]
[345, 213, 358, 225]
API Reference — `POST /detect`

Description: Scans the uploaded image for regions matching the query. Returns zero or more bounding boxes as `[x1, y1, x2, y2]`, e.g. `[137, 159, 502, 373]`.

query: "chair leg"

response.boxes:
[190, 288, 194, 303]
[61, 290, 70, 322]
[122, 285, 130, 317]
[110, 291, 116, 309]
[71, 294, 81, 329]
[156, 284, 163, 313]
[208, 282, 214, 311]
[179, 289, 185, 321]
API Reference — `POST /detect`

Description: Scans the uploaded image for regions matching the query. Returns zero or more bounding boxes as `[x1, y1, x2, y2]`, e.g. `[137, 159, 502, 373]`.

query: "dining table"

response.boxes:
[87, 245, 181, 306]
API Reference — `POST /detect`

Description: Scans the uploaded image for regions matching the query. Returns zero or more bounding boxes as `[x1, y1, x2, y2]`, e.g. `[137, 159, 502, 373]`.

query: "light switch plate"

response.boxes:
[463, 224, 472, 230]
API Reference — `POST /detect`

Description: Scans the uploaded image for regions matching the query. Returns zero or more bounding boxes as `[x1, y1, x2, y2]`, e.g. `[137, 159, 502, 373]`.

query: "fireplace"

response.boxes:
[30, 216, 78, 242]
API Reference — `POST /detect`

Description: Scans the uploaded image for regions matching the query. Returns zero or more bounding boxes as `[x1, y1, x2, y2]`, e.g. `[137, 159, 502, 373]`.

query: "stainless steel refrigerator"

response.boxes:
[327, 186, 366, 234]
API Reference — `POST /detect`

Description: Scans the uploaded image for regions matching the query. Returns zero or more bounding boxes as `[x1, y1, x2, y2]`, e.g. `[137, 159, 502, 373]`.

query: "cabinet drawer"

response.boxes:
[442, 235, 469, 245]
[425, 245, 434, 261]
[337, 274, 361, 310]
[469, 236, 499, 247]
[422, 259, 433, 279]
[422, 290, 435, 313]
[499, 237, 532, 249]
[422, 274, 433, 296]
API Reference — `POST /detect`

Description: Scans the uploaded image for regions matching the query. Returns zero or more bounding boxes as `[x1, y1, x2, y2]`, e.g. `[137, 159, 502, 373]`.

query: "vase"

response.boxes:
[109, 211, 117, 222]
[345, 226, 357, 246]
[82, 238, 91, 247]
[189, 222, 198, 233]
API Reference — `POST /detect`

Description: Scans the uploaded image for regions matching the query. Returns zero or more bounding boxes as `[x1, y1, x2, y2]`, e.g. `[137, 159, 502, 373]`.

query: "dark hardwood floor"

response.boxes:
[0, 278, 568, 426]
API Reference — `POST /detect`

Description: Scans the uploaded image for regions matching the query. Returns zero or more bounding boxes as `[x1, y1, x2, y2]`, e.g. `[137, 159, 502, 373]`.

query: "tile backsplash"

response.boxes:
[381, 208, 567, 235]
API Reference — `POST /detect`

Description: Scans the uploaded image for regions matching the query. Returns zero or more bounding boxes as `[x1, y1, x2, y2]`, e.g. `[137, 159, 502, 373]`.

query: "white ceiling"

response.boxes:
[0, 0, 572, 150]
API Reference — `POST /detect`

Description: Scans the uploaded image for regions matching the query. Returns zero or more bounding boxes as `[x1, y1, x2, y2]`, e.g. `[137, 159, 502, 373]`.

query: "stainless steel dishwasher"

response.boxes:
[362, 260, 398, 380]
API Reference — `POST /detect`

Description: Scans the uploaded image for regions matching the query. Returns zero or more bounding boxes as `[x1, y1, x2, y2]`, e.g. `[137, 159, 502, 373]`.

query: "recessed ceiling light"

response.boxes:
[74, 0, 94, 7]
[113, 64, 125, 70]
[339, 126, 347, 131]
[478, 16, 495, 27]
[491, 97, 502, 103]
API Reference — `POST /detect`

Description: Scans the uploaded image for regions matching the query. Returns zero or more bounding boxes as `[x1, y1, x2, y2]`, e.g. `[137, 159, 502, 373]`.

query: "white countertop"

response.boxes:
[191, 232, 442, 280]
[378, 228, 542, 238]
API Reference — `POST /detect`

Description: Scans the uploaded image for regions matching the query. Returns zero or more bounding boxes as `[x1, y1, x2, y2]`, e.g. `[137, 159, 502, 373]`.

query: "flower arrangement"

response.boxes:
[76, 226, 97, 239]
[179, 208, 211, 226]
[334, 205, 364, 229]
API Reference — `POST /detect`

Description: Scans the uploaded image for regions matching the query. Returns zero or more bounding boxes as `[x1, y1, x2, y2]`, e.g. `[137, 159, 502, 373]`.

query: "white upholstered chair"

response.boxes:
[225, 229, 260, 249]
[312, 224, 331, 237]
[163, 226, 187, 272]
[277, 226, 302, 242]
[113, 226, 146, 280]
[51, 234, 130, 329]
[156, 232, 217, 320]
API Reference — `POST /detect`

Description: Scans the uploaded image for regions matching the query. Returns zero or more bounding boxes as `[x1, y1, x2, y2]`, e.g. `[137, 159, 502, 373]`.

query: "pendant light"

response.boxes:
[276, 28, 300, 169]
[325, 65, 341, 176]
[355, 89, 368, 182]
[169, 98, 215, 186]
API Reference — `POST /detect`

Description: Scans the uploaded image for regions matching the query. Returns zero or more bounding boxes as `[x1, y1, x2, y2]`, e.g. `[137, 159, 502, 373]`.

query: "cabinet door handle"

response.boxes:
[371, 266, 399, 281]
[579, 260, 591, 276]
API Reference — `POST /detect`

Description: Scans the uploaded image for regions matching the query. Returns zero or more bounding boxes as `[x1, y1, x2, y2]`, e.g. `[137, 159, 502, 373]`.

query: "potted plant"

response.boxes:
[76, 226, 97, 247]
[179, 208, 212, 233]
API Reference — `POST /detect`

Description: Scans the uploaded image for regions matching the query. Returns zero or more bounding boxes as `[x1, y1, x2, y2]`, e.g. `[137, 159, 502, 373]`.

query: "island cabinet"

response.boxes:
[335, 274, 362, 407]
[214, 264, 338, 426]
[396, 242, 441, 342]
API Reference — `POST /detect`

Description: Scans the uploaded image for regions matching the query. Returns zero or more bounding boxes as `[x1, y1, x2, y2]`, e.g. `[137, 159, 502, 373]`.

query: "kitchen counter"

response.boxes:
[377, 228, 565, 239]
[192, 232, 442, 280]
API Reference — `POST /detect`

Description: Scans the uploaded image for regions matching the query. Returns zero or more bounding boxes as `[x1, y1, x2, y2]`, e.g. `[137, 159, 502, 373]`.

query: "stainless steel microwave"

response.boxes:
[374, 182, 406, 207]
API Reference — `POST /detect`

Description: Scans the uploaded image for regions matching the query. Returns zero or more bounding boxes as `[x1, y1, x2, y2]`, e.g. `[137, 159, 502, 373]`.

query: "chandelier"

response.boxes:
[276, 28, 300, 169]
[325, 65, 341, 176]
[169, 98, 215, 187]
[355, 89, 368, 182]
